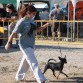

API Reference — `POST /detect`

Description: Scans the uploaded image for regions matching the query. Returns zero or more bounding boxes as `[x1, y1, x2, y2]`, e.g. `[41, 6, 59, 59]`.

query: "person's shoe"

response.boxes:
[15, 79, 25, 83]
[20, 79, 25, 82]
[42, 79, 50, 83]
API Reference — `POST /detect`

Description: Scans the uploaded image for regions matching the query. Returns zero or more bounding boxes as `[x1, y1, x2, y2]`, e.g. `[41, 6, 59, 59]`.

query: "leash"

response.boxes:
[56, 38, 62, 57]
[56, 37, 70, 58]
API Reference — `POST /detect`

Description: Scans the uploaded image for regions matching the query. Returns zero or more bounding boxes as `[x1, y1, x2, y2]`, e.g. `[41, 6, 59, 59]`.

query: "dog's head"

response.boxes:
[58, 56, 67, 64]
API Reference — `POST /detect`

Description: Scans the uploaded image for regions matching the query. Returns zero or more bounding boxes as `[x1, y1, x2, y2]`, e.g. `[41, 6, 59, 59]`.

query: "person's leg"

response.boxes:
[23, 48, 46, 83]
[52, 22, 57, 40]
[15, 56, 29, 81]
[52, 31, 55, 40]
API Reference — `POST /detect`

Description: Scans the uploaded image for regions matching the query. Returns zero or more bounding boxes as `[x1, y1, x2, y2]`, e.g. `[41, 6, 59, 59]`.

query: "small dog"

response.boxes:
[43, 56, 68, 79]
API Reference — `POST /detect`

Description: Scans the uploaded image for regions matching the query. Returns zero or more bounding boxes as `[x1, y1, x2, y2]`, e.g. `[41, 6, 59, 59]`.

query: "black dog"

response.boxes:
[43, 56, 68, 79]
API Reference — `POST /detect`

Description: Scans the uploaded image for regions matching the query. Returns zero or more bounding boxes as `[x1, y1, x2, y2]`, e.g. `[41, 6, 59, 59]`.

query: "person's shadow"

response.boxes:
[19, 77, 83, 83]
[0, 46, 20, 53]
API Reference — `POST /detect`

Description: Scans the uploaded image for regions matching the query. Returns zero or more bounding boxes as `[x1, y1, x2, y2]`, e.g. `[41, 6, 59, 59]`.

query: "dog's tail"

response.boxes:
[48, 59, 56, 62]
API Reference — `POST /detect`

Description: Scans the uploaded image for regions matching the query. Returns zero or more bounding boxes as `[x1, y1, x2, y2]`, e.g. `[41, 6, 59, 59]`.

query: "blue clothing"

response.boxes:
[12, 17, 38, 49]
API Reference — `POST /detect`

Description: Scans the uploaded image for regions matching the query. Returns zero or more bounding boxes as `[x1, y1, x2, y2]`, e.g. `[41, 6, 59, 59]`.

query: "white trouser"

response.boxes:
[15, 47, 46, 83]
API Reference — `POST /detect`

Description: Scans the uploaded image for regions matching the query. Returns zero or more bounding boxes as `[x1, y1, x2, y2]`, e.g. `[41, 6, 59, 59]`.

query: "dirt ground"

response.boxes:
[0, 44, 83, 83]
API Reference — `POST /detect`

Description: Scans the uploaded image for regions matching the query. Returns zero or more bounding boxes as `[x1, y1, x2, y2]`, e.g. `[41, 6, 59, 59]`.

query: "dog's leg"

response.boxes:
[57, 71, 61, 79]
[52, 70, 56, 77]
[43, 65, 48, 74]
[61, 71, 68, 77]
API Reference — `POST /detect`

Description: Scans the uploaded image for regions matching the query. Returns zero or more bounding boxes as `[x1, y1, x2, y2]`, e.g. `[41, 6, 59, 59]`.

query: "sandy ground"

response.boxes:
[0, 44, 83, 83]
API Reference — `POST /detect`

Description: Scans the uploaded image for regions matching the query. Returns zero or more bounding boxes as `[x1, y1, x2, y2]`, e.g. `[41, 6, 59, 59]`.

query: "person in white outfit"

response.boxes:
[5, 5, 50, 83]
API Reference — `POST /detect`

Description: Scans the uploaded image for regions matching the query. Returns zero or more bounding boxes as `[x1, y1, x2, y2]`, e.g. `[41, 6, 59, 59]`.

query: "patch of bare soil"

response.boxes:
[0, 44, 83, 83]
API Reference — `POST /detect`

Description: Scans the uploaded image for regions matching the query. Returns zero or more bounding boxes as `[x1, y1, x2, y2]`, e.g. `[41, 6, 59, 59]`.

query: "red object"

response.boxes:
[67, 1, 83, 20]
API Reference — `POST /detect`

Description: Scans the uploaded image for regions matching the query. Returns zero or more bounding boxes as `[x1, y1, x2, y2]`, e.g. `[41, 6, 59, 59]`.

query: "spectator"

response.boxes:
[0, 8, 7, 18]
[40, 8, 49, 20]
[5, 4, 18, 47]
[40, 8, 51, 36]
[6, 4, 18, 18]
[34, 11, 41, 27]
[49, 3, 64, 40]
[0, 8, 7, 46]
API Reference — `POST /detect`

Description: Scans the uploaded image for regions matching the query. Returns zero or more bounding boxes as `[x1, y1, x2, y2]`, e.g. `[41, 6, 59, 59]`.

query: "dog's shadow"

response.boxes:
[68, 77, 83, 82]
[49, 77, 83, 83]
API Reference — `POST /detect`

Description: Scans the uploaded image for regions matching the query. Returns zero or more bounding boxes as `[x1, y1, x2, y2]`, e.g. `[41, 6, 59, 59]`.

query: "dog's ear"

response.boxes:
[58, 56, 62, 60]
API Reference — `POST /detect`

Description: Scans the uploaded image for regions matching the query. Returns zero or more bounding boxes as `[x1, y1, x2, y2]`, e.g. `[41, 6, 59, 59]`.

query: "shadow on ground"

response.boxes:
[36, 45, 83, 51]
[16, 77, 83, 83]
[0, 44, 83, 53]
[0, 46, 20, 53]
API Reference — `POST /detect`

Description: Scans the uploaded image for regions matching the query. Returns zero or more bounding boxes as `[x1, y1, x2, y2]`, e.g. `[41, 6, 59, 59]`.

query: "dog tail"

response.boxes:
[48, 59, 56, 62]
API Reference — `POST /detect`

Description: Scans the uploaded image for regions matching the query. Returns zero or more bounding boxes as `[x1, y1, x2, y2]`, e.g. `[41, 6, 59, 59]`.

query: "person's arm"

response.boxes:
[5, 18, 23, 50]
[49, 10, 53, 20]
[36, 23, 50, 32]
[7, 32, 16, 44]
[5, 32, 17, 50]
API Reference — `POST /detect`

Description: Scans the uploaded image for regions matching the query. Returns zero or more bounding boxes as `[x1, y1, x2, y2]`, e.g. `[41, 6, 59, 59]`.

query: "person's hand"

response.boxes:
[49, 22, 53, 26]
[2, 18, 7, 22]
[43, 22, 53, 28]
[5, 43, 11, 50]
